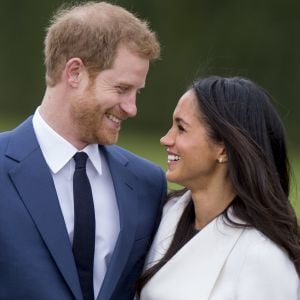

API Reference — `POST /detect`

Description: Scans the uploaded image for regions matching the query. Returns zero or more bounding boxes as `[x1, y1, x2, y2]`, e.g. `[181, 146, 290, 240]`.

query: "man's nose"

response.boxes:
[120, 96, 137, 117]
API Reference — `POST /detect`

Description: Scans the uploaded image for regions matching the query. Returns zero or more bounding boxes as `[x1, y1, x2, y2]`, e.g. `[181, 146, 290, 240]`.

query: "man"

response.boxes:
[0, 2, 166, 300]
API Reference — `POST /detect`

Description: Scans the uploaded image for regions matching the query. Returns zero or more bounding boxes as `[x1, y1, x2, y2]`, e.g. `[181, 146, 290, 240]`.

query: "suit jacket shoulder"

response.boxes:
[104, 144, 163, 172]
[102, 144, 166, 191]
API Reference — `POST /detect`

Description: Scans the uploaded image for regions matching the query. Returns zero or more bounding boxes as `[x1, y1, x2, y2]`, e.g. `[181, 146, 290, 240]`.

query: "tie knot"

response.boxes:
[74, 152, 88, 169]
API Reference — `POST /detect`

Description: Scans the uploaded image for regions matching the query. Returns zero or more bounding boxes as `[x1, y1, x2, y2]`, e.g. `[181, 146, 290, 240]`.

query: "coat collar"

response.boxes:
[144, 190, 245, 300]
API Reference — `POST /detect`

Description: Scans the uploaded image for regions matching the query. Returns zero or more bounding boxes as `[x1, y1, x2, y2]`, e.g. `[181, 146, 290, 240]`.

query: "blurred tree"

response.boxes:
[0, 0, 299, 147]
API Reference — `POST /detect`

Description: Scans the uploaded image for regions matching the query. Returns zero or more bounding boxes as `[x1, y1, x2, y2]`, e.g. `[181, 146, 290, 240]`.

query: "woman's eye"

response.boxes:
[178, 125, 185, 132]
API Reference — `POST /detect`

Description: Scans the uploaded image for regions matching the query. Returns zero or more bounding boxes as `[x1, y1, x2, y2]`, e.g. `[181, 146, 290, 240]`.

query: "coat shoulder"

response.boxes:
[233, 228, 299, 299]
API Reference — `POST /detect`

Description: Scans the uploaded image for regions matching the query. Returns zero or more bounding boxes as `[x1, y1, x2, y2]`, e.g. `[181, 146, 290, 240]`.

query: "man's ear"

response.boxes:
[64, 58, 86, 87]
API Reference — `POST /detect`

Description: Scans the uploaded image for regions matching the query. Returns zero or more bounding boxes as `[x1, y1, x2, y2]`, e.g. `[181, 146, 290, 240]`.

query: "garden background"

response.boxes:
[0, 0, 299, 214]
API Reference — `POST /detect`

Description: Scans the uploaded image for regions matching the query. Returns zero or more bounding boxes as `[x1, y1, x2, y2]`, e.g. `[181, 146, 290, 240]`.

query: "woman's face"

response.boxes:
[160, 89, 224, 190]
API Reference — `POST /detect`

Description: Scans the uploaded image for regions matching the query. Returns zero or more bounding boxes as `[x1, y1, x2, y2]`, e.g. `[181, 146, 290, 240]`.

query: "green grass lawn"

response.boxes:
[291, 154, 300, 216]
[1, 118, 299, 217]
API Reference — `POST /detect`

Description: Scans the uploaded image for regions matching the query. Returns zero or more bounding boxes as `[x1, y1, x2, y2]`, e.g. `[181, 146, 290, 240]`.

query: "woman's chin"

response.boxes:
[166, 172, 180, 185]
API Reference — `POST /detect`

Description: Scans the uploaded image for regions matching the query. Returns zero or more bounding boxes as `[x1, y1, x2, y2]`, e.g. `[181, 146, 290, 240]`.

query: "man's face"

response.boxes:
[70, 45, 149, 146]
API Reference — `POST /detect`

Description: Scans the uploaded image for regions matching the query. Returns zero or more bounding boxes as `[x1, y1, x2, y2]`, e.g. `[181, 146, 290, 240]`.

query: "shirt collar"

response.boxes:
[32, 107, 102, 175]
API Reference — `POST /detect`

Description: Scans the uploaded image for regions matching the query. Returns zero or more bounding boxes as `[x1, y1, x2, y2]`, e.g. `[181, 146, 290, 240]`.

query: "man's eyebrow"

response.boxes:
[115, 82, 146, 90]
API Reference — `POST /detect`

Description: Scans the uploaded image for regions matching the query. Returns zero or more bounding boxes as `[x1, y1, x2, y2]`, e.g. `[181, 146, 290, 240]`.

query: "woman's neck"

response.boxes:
[191, 180, 235, 230]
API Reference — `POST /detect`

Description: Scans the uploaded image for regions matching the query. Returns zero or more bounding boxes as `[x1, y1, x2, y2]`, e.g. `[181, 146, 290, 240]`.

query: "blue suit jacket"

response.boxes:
[0, 117, 167, 300]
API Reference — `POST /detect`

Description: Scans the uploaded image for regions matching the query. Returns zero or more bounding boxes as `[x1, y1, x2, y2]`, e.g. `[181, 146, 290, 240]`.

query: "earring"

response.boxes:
[218, 157, 223, 163]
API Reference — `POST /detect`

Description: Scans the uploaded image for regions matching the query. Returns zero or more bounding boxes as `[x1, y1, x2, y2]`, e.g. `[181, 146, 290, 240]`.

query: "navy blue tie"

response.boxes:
[73, 152, 95, 300]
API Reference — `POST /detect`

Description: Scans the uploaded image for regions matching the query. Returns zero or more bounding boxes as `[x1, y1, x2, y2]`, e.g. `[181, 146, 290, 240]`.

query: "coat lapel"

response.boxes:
[6, 118, 82, 300]
[98, 146, 139, 300]
[176, 216, 244, 299]
[144, 191, 244, 300]
[145, 191, 192, 268]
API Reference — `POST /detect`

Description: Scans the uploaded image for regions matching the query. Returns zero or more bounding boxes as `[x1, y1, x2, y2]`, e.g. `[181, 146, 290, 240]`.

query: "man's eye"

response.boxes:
[116, 86, 129, 93]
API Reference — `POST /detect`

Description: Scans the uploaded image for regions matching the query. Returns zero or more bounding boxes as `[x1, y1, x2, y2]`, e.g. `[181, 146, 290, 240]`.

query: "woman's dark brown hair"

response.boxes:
[136, 76, 300, 297]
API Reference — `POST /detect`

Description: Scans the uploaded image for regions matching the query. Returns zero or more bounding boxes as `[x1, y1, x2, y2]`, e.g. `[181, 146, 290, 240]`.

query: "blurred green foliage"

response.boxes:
[0, 0, 299, 213]
[0, 0, 299, 149]
[0, 0, 299, 207]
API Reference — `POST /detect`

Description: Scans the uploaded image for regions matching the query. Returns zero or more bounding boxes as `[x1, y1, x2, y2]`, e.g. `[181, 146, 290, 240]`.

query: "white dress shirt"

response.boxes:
[32, 108, 120, 299]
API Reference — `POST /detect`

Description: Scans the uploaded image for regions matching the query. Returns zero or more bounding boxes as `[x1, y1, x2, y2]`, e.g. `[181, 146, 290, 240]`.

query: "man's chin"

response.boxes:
[96, 132, 119, 145]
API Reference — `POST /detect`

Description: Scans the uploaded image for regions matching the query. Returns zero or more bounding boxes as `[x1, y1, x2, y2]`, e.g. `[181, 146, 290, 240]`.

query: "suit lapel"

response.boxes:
[98, 146, 139, 300]
[6, 118, 82, 300]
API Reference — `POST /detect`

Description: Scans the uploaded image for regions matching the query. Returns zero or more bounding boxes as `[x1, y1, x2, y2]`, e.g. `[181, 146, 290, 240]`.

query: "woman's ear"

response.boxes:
[217, 146, 228, 163]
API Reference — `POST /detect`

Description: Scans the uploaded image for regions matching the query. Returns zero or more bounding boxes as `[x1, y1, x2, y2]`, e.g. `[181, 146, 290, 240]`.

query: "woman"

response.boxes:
[136, 76, 300, 299]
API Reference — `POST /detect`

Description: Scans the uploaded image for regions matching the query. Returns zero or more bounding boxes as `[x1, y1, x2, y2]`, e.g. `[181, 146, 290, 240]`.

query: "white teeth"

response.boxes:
[168, 155, 180, 162]
[106, 113, 121, 124]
